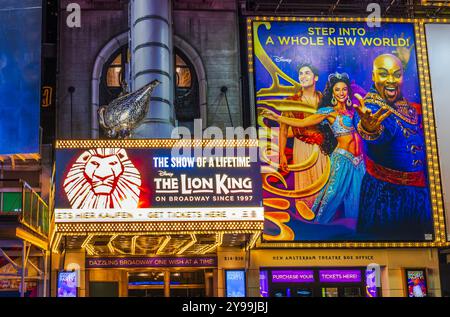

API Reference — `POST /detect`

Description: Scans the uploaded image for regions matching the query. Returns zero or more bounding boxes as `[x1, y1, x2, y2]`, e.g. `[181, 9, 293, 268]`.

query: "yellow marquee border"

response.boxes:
[422, 0, 450, 7]
[55, 139, 259, 149]
[247, 16, 448, 248]
[54, 221, 264, 234]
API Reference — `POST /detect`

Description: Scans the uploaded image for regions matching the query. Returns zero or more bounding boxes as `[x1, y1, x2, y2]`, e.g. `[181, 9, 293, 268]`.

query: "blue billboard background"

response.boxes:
[0, 0, 42, 155]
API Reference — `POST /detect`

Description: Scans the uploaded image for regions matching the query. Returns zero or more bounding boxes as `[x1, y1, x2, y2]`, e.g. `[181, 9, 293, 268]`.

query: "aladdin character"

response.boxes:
[278, 63, 328, 200]
[353, 54, 433, 240]
[261, 72, 365, 226]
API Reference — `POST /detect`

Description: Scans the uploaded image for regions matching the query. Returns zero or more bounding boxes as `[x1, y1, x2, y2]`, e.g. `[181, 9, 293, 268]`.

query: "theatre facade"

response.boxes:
[51, 139, 263, 297]
[47, 0, 450, 298]
[246, 15, 449, 298]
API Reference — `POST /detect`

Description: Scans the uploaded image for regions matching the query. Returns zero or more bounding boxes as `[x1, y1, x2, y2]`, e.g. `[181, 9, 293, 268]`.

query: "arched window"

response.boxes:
[99, 45, 200, 135]
[99, 45, 128, 108]
[173, 48, 200, 132]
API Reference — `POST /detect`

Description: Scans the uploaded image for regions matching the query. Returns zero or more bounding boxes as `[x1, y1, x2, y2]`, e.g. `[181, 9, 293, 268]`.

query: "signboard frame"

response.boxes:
[57, 270, 78, 297]
[404, 268, 428, 297]
[53, 139, 264, 235]
[246, 16, 448, 248]
[422, 0, 450, 7]
[225, 269, 247, 297]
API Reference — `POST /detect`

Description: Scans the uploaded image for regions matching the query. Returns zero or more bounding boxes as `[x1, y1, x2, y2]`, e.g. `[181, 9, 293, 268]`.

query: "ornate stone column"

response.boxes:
[130, 0, 175, 138]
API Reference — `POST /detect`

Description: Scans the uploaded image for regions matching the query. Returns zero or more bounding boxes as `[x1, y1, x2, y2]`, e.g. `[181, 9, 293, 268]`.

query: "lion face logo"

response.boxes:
[63, 148, 141, 209]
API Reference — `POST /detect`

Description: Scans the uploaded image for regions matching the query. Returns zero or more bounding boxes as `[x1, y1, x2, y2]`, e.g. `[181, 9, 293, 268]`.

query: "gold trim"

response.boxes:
[51, 233, 62, 254]
[0, 153, 41, 162]
[55, 221, 264, 234]
[15, 228, 48, 251]
[176, 234, 197, 255]
[422, 0, 450, 7]
[262, 156, 330, 198]
[156, 236, 171, 255]
[415, 22, 447, 243]
[365, 93, 418, 125]
[247, 17, 448, 247]
[55, 139, 259, 149]
[357, 121, 384, 141]
[199, 232, 224, 254]
[257, 241, 449, 248]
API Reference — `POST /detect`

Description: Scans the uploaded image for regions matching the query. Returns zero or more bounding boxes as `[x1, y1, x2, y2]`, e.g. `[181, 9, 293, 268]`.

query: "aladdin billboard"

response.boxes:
[54, 140, 263, 223]
[250, 18, 445, 243]
[0, 0, 41, 156]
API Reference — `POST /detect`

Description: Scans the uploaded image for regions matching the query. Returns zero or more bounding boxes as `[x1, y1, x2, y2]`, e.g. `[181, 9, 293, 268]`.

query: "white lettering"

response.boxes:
[66, 3, 81, 28]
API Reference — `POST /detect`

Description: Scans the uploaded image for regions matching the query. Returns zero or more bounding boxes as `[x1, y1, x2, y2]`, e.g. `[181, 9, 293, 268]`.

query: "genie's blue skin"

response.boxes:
[353, 54, 433, 240]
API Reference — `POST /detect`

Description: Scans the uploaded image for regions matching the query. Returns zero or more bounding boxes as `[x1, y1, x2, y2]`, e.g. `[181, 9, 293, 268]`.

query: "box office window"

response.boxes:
[170, 271, 204, 285]
[89, 282, 119, 297]
[262, 267, 375, 298]
[128, 272, 165, 286]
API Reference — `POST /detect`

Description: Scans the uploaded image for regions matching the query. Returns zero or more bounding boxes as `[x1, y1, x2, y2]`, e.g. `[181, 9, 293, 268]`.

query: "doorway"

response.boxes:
[127, 269, 210, 297]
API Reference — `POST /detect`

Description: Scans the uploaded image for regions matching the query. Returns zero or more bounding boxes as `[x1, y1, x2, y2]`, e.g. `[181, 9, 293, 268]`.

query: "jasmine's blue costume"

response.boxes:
[312, 107, 365, 224]
[354, 88, 433, 240]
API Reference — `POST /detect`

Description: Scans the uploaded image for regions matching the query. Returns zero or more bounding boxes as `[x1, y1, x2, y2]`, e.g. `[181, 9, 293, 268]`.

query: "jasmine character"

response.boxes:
[261, 72, 365, 225]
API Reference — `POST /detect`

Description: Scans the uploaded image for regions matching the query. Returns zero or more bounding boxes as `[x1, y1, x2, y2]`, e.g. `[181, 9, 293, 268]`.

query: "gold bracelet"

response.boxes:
[357, 121, 384, 141]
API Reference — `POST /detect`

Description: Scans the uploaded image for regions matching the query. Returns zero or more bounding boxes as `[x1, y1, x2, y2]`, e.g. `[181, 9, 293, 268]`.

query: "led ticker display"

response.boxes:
[0, 0, 41, 155]
[54, 144, 263, 223]
[252, 20, 435, 242]
[86, 256, 217, 268]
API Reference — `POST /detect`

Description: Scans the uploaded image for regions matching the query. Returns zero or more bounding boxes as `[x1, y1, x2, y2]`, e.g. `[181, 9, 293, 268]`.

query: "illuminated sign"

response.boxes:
[252, 20, 436, 242]
[406, 269, 427, 297]
[365, 268, 379, 297]
[319, 270, 361, 283]
[225, 270, 246, 297]
[57, 271, 77, 297]
[271, 270, 315, 283]
[55, 144, 263, 223]
[259, 271, 269, 297]
[422, 0, 450, 6]
[86, 256, 217, 268]
[0, 1, 41, 156]
[42, 86, 53, 107]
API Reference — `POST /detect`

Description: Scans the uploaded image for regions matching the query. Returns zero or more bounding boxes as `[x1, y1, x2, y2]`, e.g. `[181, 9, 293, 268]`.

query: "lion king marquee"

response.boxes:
[53, 139, 264, 231]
